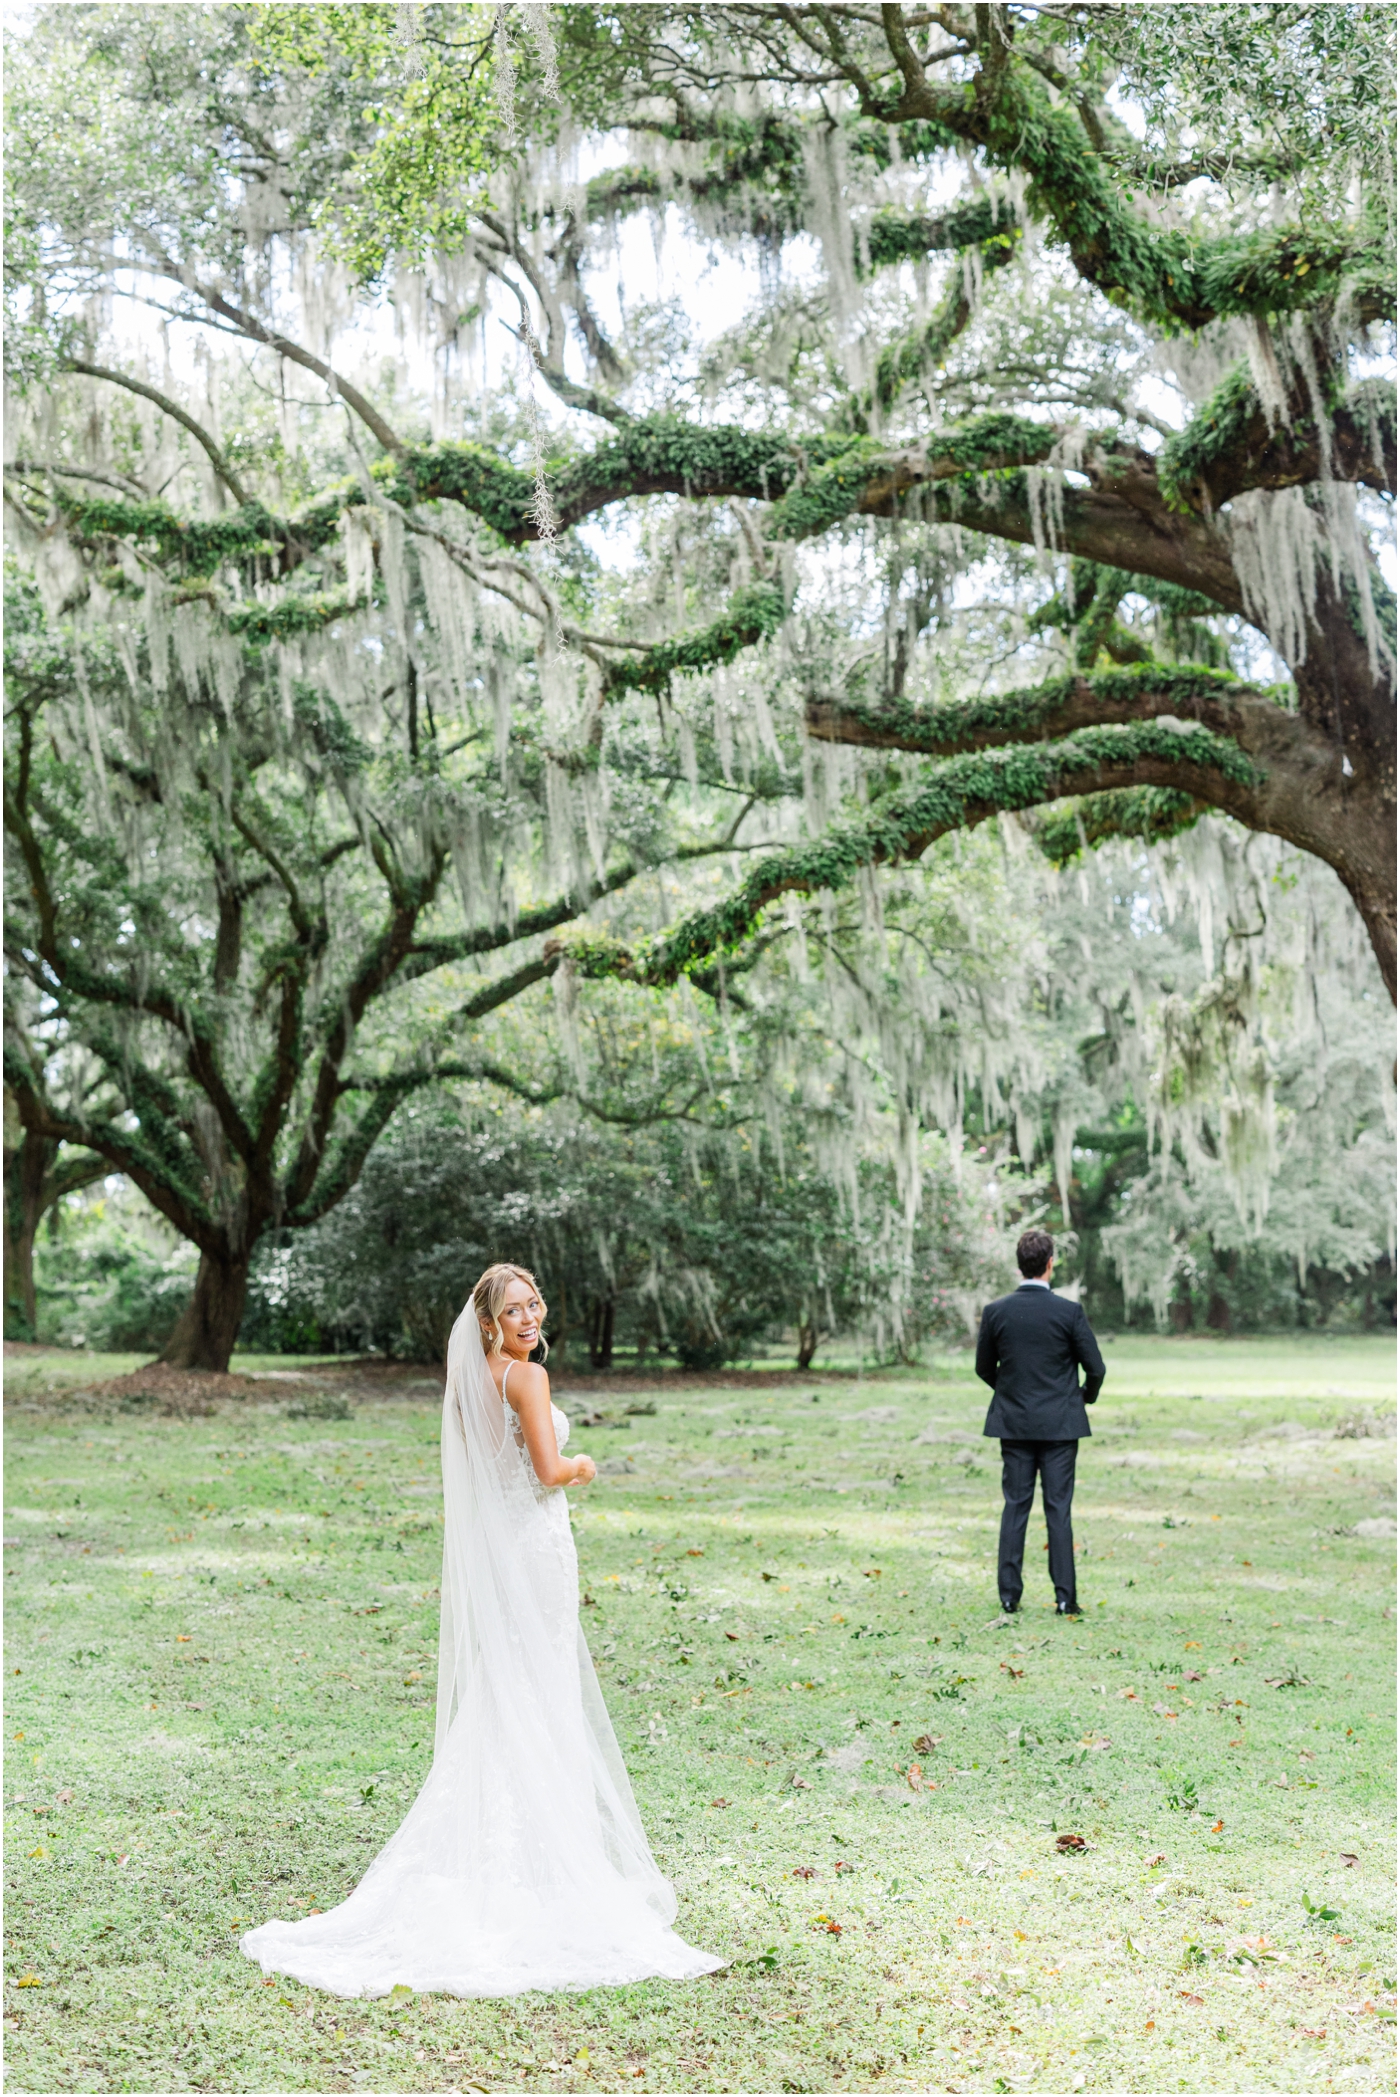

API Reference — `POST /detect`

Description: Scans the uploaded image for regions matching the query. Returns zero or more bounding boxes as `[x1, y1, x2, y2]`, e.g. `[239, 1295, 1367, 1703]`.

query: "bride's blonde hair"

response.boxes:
[471, 1263, 550, 1361]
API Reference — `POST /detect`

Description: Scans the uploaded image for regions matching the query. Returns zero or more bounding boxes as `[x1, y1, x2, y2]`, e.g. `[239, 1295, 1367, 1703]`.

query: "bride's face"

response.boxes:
[492, 1278, 544, 1359]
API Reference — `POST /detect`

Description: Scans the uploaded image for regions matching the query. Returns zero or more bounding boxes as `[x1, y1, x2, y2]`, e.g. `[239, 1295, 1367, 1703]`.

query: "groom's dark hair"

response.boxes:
[1016, 1228, 1054, 1277]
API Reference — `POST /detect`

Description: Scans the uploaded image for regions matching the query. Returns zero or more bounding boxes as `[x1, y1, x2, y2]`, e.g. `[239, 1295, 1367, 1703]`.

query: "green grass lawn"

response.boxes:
[3, 1334, 1395, 2094]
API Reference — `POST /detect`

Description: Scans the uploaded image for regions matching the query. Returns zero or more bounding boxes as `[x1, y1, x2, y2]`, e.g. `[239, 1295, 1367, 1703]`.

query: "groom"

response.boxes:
[975, 1229, 1106, 1618]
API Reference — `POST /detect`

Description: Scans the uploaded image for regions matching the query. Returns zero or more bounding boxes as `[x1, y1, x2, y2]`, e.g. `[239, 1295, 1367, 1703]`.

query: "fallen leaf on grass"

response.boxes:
[811, 1914, 842, 1935]
[792, 1866, 816, 1880]
[911, 1733, 943, 1754]
[903, 1763, 923, 1790]
[999, 1662, 1024, 1679]
[1340, 1852, 1360, 1867]
[862, 1568, 882, 1579]
[15, 1975, 42, 1988]
[1211, 1819, 1225, 1832]
[724, 1632, 740, 1642]
[1178, 1992, 1204, 2007]
[1184, 1670, 1204, 1681]
[709, 1798, 730, 1809]
[55, 1789, 73, 1805]
[1144, 1852, 1168, 1868]
[1300, 2027, 1327, 2039]
[1055, 1833, 1087, 1853]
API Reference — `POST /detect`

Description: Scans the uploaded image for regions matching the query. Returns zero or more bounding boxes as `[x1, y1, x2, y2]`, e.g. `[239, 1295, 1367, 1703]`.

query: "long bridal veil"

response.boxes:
[241, 1304, 721, 1997]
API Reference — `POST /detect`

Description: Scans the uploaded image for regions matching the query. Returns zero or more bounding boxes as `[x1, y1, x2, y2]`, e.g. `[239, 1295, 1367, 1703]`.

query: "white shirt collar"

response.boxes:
[1018, 1278, 1051, 1288]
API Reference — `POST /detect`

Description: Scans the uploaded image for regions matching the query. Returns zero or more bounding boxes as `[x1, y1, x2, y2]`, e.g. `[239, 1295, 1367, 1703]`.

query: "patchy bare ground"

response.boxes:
[3, 1344, 855, 1418]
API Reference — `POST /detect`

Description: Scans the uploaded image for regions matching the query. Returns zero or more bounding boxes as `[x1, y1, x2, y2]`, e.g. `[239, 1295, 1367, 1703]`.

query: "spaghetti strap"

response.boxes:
[500, 1360, 512, 1405]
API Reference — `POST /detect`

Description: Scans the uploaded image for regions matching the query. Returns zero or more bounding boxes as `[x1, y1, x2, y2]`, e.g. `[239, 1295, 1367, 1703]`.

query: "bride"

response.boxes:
[241, 1263, 722, 1997]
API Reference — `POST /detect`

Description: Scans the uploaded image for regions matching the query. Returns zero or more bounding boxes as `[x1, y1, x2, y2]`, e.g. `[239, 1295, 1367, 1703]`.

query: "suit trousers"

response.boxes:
[998, 1439, 1078, 1612]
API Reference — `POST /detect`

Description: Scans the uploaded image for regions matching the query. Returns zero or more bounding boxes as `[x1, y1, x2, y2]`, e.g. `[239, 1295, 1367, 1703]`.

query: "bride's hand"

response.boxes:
[569, 1455, 597, 1487]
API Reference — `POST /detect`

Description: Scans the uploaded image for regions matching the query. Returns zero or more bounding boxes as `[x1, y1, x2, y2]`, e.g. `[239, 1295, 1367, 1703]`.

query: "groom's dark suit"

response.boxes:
[975, 1282, 1105, 1613]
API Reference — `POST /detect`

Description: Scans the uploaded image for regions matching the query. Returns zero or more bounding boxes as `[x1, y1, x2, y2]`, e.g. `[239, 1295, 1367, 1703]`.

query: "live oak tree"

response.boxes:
[4, 3, 1394, 1364]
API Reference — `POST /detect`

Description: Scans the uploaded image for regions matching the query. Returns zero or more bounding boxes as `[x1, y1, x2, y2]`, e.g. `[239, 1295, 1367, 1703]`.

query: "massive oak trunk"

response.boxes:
[1291, 575, 1398, 998]
[159, 1249, 251, 1372]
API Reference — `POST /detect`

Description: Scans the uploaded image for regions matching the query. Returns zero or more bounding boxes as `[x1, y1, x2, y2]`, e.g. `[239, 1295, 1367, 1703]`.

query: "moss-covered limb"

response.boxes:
[869, 230, 1019, 416]
[804, 662, 1276, 760]
[57, 408, 1244, 628]
[225, 591, 363, 643]
[584, 111, 978, 242]
[1026, 562, 1156, 669]
[1159, 363, 1398, 513]
[599, 583, 787, 697]
[1032, 786, 1208, 868]
[851, 30, 1393, 331]
[55, 413, 1245, 640]
[393, 420, 860, 541]
[54, 489, 345, 579]
[559, 722, 1259, 991]
[762, 412, 1059, 540]
[1029, 562, 1241, 670]
[390, 411, 1068, 546]
[584, 163, 664, 218]
[394, 847, 693, 987]
[587, 107, 809, 238]
[861, 197, 1013, 274]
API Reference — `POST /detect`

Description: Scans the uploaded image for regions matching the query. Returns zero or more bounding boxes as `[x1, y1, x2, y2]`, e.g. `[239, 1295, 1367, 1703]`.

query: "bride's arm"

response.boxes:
[505, 1364, 597, 1489]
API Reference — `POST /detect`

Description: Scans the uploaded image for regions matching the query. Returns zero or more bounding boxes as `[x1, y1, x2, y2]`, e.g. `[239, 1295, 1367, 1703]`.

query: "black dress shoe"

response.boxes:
[999, 1601, 1020, 1616]
[1056, 1603, 1082, 1617]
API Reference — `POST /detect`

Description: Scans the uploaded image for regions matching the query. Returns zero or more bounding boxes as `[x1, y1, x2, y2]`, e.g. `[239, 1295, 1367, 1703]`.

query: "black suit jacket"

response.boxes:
[975, 1284, 1106, 1441]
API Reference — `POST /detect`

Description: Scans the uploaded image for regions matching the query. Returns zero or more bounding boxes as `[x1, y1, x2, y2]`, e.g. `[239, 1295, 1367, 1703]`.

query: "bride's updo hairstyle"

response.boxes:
[472, 1263, 550, 1362]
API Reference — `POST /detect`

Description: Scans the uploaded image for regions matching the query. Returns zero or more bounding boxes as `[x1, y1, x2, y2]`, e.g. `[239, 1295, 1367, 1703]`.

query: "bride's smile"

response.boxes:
[487, 1279, 543, 1358]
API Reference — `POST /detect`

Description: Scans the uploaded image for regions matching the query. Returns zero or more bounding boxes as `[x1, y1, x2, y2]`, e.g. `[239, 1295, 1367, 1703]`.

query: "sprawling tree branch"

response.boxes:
[554, 720, 1264, 989]
[804, 662, 1282, 760]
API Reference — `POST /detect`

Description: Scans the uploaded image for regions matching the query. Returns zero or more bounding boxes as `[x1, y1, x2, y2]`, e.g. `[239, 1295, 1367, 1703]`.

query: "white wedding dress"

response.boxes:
[241, 1310, 721, 1997]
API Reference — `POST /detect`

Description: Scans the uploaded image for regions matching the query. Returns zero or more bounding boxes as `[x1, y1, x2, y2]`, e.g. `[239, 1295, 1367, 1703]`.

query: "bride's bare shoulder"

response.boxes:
[503, 1360, 550, 1411]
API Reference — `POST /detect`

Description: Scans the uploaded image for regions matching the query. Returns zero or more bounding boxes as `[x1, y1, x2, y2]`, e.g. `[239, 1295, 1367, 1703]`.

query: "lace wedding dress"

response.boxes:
[241, 1308, 721, 1997]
